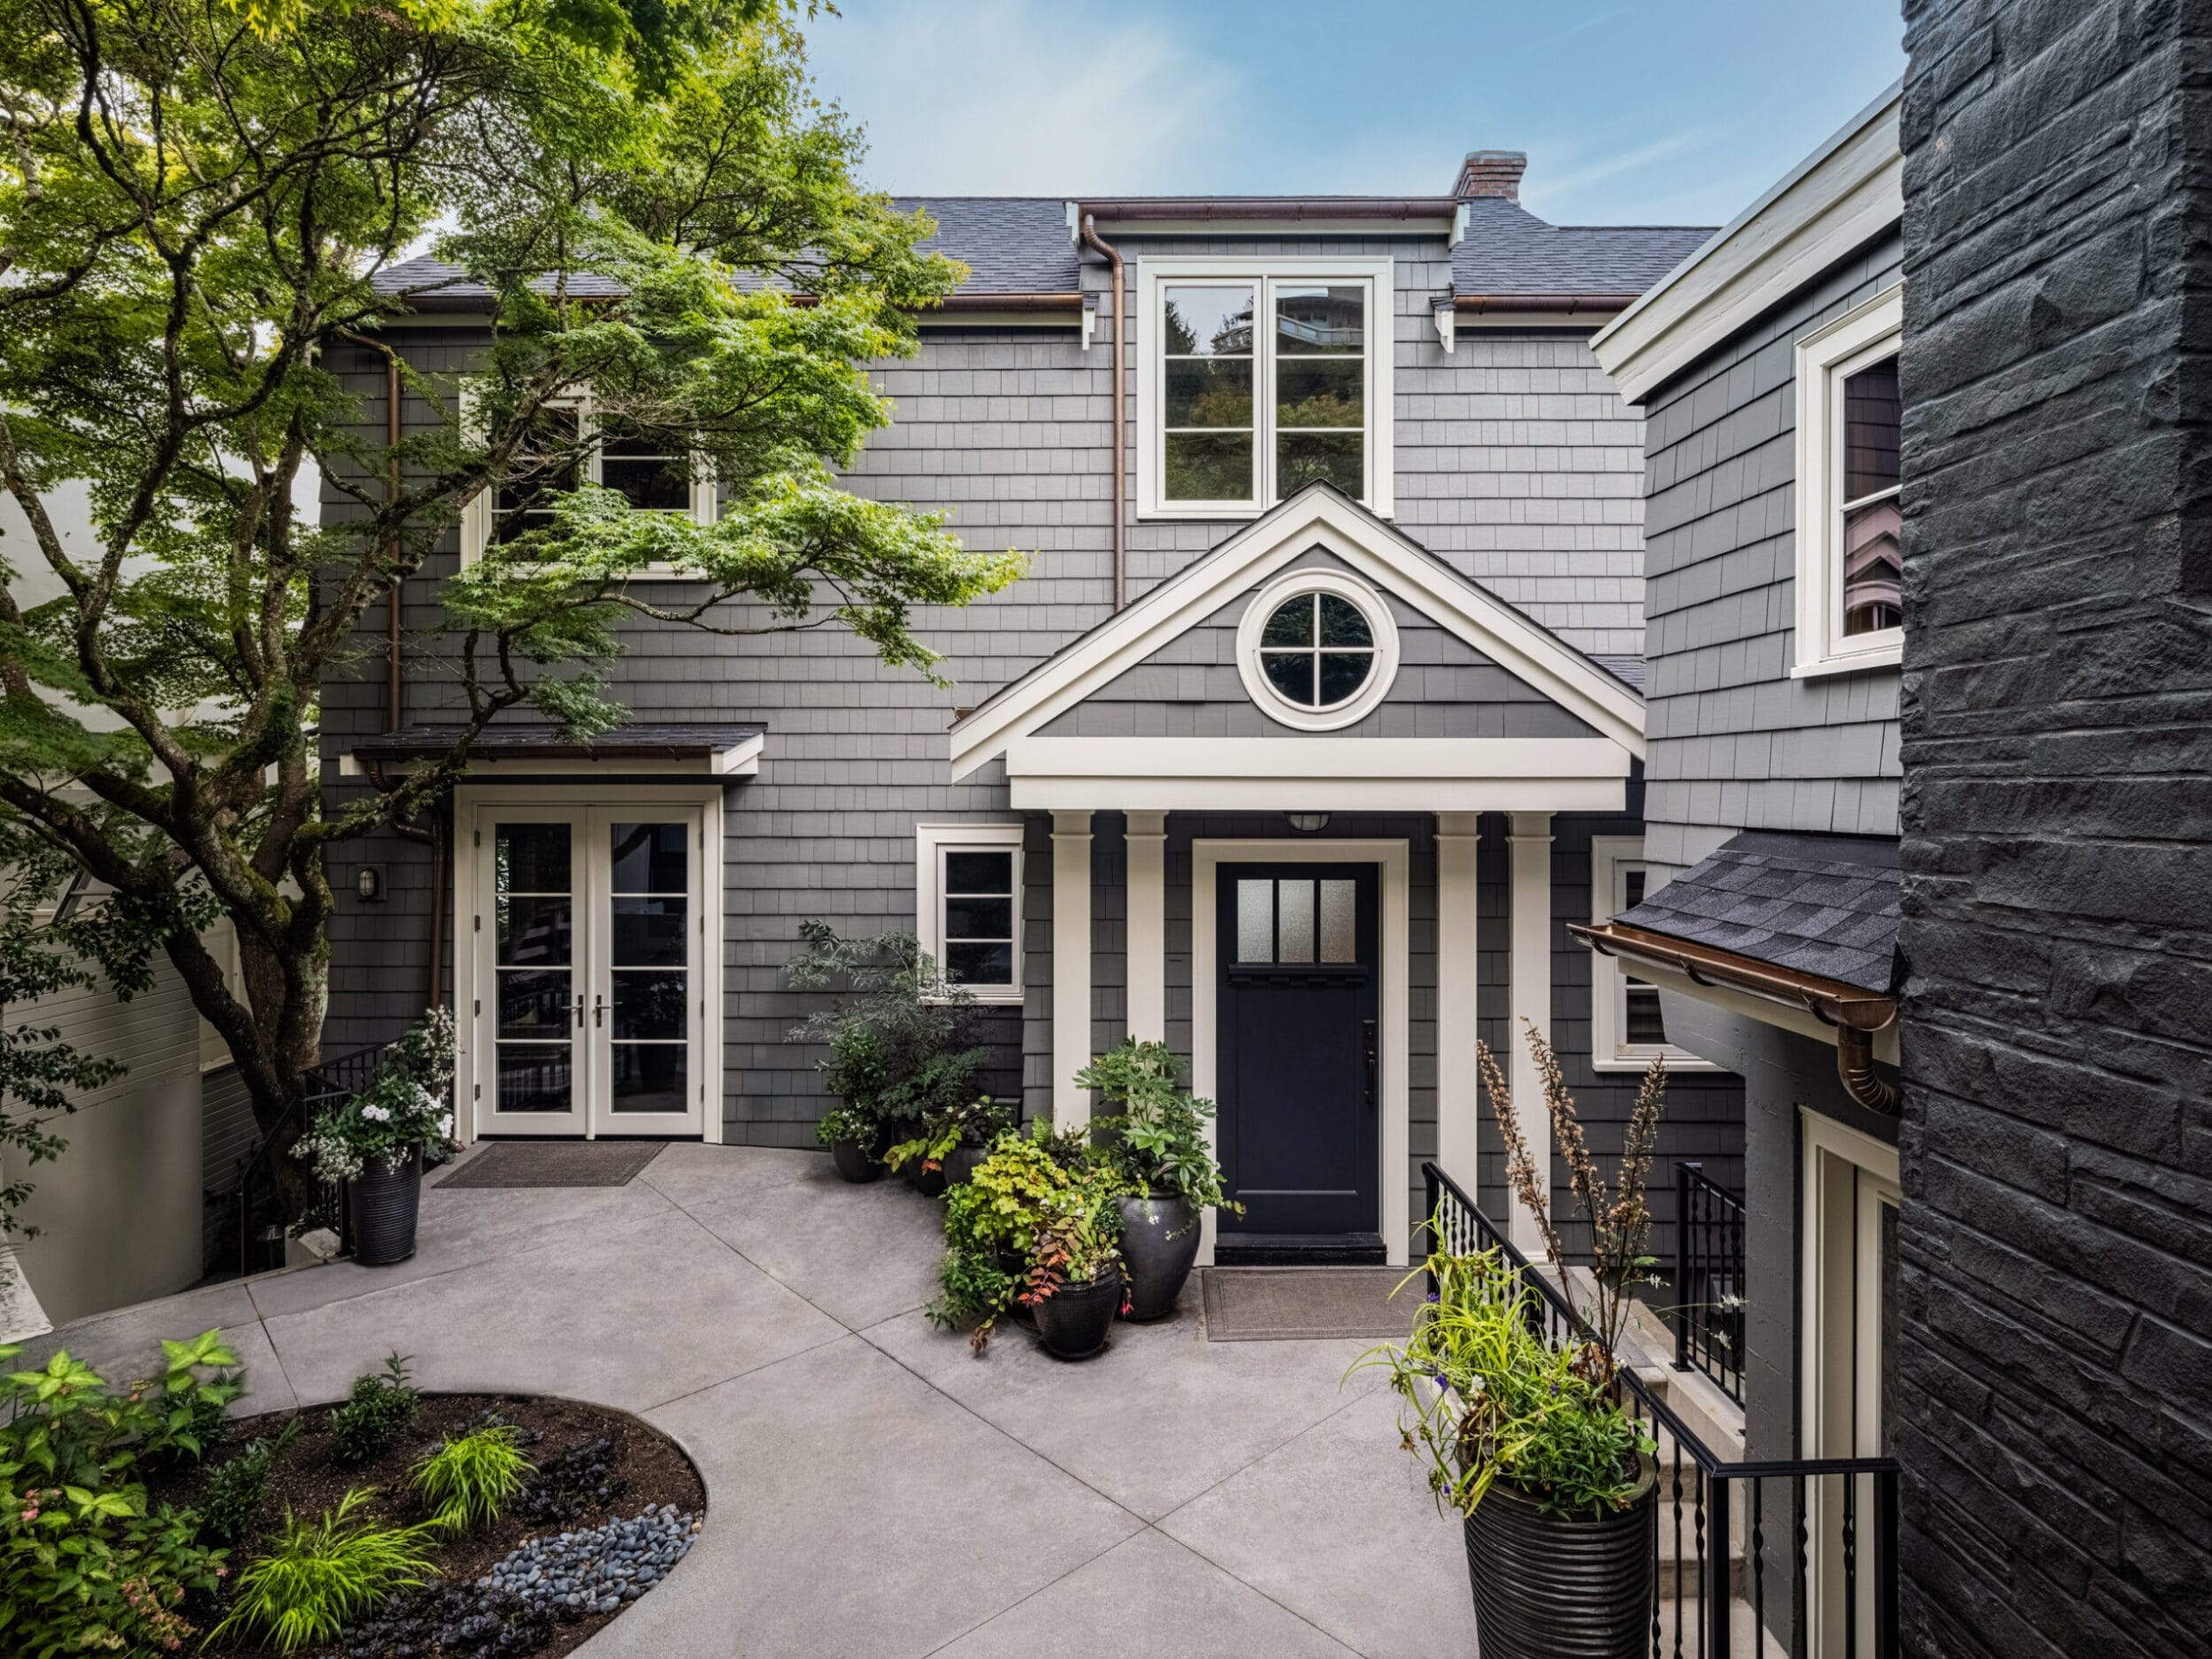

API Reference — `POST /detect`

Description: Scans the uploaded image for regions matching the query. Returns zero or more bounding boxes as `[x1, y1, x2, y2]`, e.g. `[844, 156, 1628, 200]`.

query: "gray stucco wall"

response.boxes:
[1633, 232, 1906, 880]
[319, 234, 1666, 1146]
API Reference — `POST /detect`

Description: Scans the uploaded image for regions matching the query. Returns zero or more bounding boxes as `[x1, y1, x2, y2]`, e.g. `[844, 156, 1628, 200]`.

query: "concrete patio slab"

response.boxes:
[612, 1333, 1143, 1659]
[635, 1141, 822, 1208]
[1158, 1379, 1478, 1659]
[263, 1199, 844, 1411]
[864, 1302, 1384, 1521]
[930, 1526, 1358, 1657]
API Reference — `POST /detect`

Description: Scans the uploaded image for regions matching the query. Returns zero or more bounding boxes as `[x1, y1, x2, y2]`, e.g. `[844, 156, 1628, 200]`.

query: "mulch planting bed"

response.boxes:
[146, 1392, 705, 1659]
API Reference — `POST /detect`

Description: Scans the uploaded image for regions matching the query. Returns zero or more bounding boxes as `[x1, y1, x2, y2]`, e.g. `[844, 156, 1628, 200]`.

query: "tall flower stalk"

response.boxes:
[1475, 1021, 1666, 1390]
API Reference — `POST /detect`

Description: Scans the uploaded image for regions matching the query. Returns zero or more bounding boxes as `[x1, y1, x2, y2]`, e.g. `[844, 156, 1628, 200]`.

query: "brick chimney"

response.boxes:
[1454, 150, 1527, 202]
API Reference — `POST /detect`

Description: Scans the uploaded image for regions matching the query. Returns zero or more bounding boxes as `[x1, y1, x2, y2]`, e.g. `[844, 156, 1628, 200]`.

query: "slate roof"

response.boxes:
[350, 722, 764, 761]
[1591, 653, 1645, 694]
[1615, 830, 1901, 994]
[1452, 197, 1714, 296]
[367, 257, 626, 300]
[898, 198, 1079, 293]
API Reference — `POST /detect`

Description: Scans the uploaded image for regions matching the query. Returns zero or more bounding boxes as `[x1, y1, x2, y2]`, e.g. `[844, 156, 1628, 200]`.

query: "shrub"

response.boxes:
[784, 922, 988, 1137]
[296, 1010, 457, 1185]
[327, 1354, 419, 1466]
[1078, 1039, 1242, 1222]
[200, 1418, 302, 1547]
[411, 1425, 534, 1532]
[0, 1332, 235, 1657]
[212, 1488, 437, 1653]
[517, 1434, 621, 1525]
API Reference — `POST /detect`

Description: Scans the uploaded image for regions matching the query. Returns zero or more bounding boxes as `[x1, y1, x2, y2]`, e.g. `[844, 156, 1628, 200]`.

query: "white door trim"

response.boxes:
[454, 784, 726, 1146]
[1191, 839, 1411, 1268]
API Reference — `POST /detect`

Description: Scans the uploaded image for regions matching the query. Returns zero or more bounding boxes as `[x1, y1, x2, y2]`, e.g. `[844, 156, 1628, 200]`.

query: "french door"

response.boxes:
[468, 803, 707, 1138]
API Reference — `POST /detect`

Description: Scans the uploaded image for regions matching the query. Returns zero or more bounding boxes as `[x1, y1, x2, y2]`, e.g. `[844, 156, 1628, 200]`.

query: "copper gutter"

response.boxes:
[1571, 920, 1900, 1115]
[1079, 214, 1126, 611]
[1455, 293, 1643, 315]
[1079, 196, 1457, 223]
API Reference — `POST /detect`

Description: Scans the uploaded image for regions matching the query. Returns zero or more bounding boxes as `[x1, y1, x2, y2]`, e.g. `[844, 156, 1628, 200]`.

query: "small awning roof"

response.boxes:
[345, 723, 765, 775]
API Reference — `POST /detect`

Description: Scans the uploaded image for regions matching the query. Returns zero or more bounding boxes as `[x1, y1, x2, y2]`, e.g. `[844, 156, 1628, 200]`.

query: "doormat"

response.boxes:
[1200, 1266, 1420, 1342]
[434, 1141, 665, 1189]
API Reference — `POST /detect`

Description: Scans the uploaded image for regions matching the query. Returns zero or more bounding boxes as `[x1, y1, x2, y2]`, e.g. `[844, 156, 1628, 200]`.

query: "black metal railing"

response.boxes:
[231, 1043, 390, 1277]
[1675, 1160, 1747, 1404]
[1423, 1162, 1898, 1659]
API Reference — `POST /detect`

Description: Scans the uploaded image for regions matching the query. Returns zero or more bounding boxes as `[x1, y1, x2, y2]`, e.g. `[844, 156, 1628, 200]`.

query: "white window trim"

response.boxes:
[915, 822, 1024, 1005]
[1589, 836, 1722, 1072]
[1135, 257, 1395, 522]
[1233, 565, 1402, 732]
[457, 382, 718, 571]
[1793, 286, 1904, 678]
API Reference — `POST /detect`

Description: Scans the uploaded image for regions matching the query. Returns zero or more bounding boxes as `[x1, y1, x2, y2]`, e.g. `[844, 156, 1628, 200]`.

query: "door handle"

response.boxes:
[573, 994, 585, 1029]
[1362, 1019, 1378, 1113]
[593, 993, 605, 1029]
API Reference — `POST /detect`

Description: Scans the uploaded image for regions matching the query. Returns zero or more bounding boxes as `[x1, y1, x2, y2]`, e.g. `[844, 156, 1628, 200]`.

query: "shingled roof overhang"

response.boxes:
[1079, 196, 1459, 224]
[345, 722, 765, 775]
[1455, 292, 1647, 314]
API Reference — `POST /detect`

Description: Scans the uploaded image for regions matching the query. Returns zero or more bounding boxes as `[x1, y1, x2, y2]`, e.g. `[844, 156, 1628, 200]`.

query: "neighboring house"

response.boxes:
[319, 150, 1744, 1268]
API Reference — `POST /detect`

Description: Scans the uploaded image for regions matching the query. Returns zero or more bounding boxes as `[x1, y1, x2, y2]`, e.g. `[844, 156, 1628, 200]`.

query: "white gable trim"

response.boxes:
[949, 488, 1645, 780]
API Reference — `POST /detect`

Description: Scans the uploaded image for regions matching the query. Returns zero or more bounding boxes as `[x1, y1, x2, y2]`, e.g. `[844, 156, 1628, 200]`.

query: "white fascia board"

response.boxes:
[1003, 736, 1630, 813]
[949, 490, 1645, 779]
[1591, 81, 1903, 407]
[337, 734, 762, 779]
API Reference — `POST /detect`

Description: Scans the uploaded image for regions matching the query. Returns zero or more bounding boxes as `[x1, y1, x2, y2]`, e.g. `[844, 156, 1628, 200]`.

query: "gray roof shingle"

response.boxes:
[1615, 831, 1901, 994]
[898, 198, 1079, 293]
[1452, 197, 1713, 296]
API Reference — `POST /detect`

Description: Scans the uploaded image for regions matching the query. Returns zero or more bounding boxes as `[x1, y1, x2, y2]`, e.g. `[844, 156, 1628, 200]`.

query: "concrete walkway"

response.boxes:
[27, 1144, 1478, 1657]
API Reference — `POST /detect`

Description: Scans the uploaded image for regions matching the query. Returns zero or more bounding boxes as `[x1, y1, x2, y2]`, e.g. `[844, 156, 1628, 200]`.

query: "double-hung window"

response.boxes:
[1138, 259, 1394, 519]
[461, 388, 716, 565]
[1590, 837, 1720, 1071]
[915, 824, 1023, 1002]
[1794, 288, 1904, 674]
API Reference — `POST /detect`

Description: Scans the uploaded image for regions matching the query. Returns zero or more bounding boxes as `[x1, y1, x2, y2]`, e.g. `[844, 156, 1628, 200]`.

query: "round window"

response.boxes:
[1257, 592, 1376, 708]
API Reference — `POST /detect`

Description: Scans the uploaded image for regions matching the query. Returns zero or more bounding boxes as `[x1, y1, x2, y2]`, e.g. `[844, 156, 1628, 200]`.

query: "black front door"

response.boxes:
[1216, 863, 1380, 1243]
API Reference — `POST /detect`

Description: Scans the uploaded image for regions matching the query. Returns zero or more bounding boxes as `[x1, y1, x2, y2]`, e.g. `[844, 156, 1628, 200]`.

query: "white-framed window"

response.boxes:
[458, 385, 717, 567]
[1793, 287, 1903, 677]
[1590, 837, 1720, 1071]
[1135, 257, 1394, 520]
[1233, 565, 1402, 732]
[915, 823, 1023, 1003]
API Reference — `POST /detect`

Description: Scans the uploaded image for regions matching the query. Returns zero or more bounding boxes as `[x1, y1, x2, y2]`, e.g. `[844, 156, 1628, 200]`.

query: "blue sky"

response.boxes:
[802, 1, 1906, 227]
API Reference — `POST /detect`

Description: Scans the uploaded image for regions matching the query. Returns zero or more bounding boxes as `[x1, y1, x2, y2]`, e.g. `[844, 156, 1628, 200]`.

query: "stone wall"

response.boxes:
[1896, 2, 2212, 1654]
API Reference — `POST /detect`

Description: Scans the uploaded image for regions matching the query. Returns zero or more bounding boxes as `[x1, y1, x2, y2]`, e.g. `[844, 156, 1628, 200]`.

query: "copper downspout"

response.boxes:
[1571, 920, 1901, 1116]
[1079, 214, 1125, 611]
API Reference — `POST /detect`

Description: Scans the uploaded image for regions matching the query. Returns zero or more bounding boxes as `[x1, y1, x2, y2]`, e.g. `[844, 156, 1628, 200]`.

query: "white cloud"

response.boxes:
[805, 0, 1247, 196]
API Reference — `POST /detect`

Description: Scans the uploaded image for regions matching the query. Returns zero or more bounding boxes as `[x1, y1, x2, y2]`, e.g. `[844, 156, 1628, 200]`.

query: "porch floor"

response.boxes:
[27, 1143, 1476, 1658]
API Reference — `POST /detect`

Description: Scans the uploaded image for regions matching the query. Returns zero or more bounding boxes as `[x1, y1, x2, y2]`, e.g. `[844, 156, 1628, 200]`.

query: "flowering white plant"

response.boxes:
[296, 1007, 458, 1186]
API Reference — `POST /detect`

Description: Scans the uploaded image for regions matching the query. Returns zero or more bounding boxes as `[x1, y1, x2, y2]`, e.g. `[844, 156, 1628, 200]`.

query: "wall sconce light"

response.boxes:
[1286, 813, 1331, 833]
[356, 864, 383, 902]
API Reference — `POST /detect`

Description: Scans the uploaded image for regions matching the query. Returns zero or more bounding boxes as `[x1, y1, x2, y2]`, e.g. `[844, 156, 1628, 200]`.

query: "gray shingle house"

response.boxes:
[322, 150, 1742, 1268]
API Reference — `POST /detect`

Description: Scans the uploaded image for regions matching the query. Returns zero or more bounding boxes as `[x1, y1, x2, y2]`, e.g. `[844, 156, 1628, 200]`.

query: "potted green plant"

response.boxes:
[885, 1094, 1014, 1192]
[1077, 1040, 1242, 1320]
[815, 1104, 884, 1183]
[1354, 1024, 1670, 1659]
[928, 1125, 1074, 1350]
[1020, 1175, 1127, 1361]
[785, 922, 989, 1189]
[296, 1010, 457, 1265]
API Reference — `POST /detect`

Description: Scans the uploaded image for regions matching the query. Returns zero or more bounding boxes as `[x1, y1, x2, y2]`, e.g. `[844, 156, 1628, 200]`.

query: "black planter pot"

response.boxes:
[944, 1140, 989, 1187]
[902, 1157, 949, 1199]
[829, 1136, 882, 1183]
[1117, 1194, 1200, 1321]
[350, 1152, 422, 1266]
[997, 1247, 1035, 1325]
[1462, 1461, 1656, 1659]
[1033, 1268, 1123, 1360]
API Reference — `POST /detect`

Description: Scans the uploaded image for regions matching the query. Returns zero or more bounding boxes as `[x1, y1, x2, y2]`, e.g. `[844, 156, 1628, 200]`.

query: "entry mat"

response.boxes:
[1200, 1265, 1421, 1342]
[435, 1141, 665, 1189]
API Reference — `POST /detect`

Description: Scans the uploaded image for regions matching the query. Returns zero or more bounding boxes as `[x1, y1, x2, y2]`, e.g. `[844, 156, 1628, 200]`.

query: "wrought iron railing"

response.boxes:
[1422, 1162, 1899, 1659]
[1675, 1159, 1747, 1404]
[231, 1043, 390, 1277]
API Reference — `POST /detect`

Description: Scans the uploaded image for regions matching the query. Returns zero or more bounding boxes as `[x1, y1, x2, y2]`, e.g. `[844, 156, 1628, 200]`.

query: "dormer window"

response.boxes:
[1138, 259, 1394, 519]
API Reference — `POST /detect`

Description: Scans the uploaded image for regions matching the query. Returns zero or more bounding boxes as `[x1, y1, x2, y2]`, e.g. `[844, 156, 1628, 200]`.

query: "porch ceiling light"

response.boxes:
[1286, 813, 1331, 833]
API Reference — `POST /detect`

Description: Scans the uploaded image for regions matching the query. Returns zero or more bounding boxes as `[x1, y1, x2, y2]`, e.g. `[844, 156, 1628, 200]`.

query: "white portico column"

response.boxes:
[1507, 812, 1555, 1256]
[1125, 811, 1167, 1044]
[1434, 812, 1482, 1189]
[1052, 810, 1094, 1130]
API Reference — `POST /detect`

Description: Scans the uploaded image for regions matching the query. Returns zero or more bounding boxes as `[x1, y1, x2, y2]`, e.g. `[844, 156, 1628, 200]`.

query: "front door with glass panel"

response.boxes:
[476, 806, 705, 1137]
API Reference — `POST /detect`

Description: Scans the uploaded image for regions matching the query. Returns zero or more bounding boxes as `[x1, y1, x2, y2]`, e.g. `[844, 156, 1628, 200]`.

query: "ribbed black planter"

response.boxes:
[1033, 1268, 1123, 1360]
[1462, 1462, 1656, 1659]
[350, 1152, 422, 1266]
[829, 1136, 882, 1183]
[1117, 1194, 1200, 1321]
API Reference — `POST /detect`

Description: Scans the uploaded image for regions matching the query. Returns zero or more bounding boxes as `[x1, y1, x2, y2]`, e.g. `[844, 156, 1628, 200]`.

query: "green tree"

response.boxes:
[0, 0, 1021, 1175]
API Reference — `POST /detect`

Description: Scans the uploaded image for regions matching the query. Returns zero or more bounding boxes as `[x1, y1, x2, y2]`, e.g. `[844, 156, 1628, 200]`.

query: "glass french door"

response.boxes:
[474, 805, 705, 1137]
